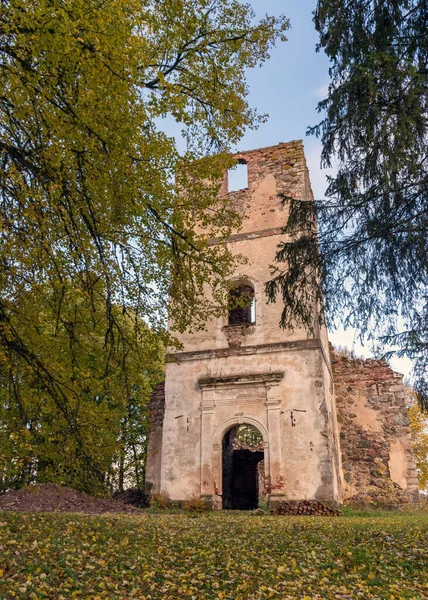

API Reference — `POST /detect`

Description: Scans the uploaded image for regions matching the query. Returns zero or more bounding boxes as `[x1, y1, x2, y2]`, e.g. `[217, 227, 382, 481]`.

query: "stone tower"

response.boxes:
[146, 141, 344, 508]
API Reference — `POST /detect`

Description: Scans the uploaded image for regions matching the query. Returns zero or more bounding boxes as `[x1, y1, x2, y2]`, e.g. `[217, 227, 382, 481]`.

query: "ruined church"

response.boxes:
[146, 141, 419, 509]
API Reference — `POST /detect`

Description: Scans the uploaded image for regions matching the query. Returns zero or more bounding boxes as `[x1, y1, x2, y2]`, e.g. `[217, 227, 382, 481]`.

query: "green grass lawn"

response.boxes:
[1, 511, 427, 600]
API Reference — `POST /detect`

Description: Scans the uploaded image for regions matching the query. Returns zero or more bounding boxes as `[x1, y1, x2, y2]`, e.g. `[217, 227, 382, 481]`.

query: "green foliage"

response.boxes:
[0, 1, 288, 492]
[235, 424, 263, 446]
[266, 1, 428, 408]
[1, 511, 428, 598]
[407, 389, 428, 490]
[0, 287, 164, 495]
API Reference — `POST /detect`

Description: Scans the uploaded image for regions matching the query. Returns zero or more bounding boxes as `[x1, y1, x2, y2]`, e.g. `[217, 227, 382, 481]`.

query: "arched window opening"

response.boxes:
[222, 424, 265, 510]
[227, 159, 248, 192]
[228, 284, 255, 326]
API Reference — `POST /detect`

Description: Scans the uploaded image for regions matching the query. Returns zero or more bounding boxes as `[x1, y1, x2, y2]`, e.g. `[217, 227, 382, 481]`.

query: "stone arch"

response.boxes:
[213, 416, 269, 448]
[228, 274, 261, 290]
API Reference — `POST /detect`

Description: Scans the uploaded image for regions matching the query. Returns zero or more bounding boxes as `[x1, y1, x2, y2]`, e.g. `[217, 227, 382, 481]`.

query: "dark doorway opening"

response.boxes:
[222, 424, 265, 510]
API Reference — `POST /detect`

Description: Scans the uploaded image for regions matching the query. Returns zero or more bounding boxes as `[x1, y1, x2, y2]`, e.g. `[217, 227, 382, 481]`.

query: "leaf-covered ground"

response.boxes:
[1, 511, 427, 599]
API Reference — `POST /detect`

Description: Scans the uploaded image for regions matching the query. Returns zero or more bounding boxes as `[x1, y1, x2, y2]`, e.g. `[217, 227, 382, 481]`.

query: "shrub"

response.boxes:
[149, 493, 171, 509]
[182, 497, 212, 512]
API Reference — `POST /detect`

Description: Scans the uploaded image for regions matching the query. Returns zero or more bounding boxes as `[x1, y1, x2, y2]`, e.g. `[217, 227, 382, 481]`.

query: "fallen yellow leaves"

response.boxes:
[0, 511, 427, 599]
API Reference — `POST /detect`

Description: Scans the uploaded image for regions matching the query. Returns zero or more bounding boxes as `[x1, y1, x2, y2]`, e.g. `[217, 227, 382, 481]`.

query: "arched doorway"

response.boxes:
[222, 424, 265, 510]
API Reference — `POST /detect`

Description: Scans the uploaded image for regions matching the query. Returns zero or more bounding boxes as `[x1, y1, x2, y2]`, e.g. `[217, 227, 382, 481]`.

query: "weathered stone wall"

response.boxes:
[220, 140, 314, 230]
[159, 346, 342, 505]
[331, 351, 419, 504]
[146, 353, 421, 506]
[175, 141, 316, 354]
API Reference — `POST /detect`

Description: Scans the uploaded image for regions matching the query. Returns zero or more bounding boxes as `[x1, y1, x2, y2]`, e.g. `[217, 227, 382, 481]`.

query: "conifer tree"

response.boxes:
[267, 0, 427, 408]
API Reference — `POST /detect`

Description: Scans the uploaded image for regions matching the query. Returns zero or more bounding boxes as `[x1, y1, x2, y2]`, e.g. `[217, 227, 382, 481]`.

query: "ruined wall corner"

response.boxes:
[331, 348, 420, 505]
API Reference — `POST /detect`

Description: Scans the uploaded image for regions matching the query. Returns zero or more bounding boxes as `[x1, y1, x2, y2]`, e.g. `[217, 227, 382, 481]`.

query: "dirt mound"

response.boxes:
[0, 483, 142, 514]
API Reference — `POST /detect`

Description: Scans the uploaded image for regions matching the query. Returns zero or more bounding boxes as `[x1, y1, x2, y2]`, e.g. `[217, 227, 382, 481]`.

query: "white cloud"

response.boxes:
[313, 82, 329, 101]
[329, 327, 413, 380]
[304, 140, 337, 200]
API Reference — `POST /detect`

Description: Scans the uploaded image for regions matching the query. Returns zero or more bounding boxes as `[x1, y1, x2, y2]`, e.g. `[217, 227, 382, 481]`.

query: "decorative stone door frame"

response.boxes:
[198, 372, 286, 508]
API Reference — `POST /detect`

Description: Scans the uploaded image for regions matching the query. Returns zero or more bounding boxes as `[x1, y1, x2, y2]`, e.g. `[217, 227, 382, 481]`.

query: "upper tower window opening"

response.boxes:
[227, 159, 248, 192]
[228, 284, 256, 325]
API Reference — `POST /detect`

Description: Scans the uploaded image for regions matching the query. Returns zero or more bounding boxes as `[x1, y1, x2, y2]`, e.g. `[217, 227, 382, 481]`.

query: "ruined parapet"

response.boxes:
[214, 140, 313, 241]
[331, 350, 420, 504]
[144, 381, 165, 495]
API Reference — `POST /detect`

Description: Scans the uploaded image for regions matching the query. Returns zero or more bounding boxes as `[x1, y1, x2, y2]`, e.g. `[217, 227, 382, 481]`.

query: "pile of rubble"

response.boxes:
[272, 500, 341, 516]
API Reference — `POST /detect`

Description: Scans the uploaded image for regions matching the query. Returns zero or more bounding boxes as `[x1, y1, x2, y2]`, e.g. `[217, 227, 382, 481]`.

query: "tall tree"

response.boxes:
[0, 0, 288, 491]
[266, 0, 427, 408]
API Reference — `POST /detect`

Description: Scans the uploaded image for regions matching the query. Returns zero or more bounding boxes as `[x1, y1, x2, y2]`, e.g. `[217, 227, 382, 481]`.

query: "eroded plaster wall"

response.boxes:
[145, 382, 165, 495]
[332, 351, 419, 503]
[173, 141, 315, 353]
[158, 347, 341, 505]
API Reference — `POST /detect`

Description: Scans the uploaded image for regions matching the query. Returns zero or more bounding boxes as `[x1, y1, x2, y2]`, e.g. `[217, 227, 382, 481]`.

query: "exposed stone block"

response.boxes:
[331, 348, 419, 505]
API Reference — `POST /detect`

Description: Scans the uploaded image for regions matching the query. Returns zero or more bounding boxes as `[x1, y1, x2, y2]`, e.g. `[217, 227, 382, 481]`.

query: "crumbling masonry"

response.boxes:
[145, 141, 419, 508]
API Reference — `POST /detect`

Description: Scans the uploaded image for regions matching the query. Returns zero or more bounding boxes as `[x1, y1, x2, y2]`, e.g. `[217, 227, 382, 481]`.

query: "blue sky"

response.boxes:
[236, 1, 329, 159]
[230, 1, 333, 197]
